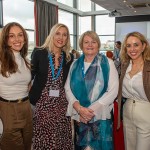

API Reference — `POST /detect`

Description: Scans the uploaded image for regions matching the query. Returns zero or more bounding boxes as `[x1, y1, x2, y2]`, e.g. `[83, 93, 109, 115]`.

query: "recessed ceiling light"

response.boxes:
[123, 0, 127, 2]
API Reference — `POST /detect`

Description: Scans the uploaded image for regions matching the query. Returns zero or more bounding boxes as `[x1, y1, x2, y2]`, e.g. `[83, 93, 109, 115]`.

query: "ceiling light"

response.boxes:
[123, 0, 127, 2]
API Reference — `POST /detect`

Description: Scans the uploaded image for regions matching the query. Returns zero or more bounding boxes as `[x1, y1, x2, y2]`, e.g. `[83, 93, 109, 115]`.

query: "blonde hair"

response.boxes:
[40, 23, 71, 61]
[120, 31, 150, 63]
[79, 31, 101, 50]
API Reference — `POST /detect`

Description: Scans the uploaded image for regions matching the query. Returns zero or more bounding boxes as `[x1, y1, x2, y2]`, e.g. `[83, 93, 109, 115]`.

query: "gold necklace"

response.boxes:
[129, 62, 143, 76]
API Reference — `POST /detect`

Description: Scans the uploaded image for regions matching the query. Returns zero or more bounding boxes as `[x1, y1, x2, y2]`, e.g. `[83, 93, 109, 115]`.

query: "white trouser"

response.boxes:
[123, 99, 150, 150]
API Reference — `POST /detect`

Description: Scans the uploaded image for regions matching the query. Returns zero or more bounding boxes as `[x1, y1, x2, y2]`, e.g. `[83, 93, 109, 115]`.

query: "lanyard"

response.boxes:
[81, 65, 86, 78]
[81, 63, 90, 78]
[81, 58, 95, 78]
[48, 53, 64, 80]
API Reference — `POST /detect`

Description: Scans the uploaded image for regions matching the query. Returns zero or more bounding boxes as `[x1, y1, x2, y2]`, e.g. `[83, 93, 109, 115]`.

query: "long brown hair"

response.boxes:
[0, 22, 30, 77]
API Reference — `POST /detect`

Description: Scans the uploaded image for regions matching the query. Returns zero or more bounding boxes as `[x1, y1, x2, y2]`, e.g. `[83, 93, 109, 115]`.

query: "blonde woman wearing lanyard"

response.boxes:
[29, 23, 74, 149]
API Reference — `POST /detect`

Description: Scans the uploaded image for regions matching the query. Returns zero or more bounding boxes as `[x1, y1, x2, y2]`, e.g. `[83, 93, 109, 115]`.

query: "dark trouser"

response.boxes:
[0, 100, 33, 150]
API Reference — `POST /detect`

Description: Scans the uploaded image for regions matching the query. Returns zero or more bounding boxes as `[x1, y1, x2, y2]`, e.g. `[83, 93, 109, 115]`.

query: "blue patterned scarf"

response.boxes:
[70, 53, 110, 107]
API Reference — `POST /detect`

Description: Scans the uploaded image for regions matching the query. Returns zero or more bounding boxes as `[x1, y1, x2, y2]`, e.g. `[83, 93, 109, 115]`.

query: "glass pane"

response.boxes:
[0, 0, 2, 27]
[78, 0, 91, 11]
[57, 0, 73, 7]
[70, 35, 74, 49]
[58, 10, 73, 34]
[26, 30, 34, 60]
[3, 0, 34, 30]
[79, 16, 91, 35]
[95, 4, 106, 11]
[96, 15, 115, 35]
[99, 36, 115, 54]
[77, 35, 83, 54]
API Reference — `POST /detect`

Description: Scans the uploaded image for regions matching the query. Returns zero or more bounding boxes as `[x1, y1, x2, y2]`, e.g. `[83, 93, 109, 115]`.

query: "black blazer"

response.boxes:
[29, 48, 74, 105]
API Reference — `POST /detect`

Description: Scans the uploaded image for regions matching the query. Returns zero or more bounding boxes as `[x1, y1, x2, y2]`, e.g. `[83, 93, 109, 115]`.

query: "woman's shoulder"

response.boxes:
[33, 47, 48, 54]
[63, 52, 74, 64]
[145, 60, 150, 64]
[31, 47, 48, 59]
[144, 60, 150, 70]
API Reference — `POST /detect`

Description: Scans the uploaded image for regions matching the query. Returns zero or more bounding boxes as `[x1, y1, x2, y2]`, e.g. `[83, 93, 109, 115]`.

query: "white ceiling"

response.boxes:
[91, 0, 150, 16]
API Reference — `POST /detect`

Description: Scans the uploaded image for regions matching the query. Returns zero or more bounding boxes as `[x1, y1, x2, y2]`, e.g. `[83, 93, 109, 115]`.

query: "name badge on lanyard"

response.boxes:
[49, 80, 60, 97]
[49, 89, 60, 97]
[48, 52, 63, 97]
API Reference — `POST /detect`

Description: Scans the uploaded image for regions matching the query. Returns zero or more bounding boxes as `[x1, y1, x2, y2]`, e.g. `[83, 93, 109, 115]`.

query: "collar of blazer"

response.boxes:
[143, 60, 150, 72]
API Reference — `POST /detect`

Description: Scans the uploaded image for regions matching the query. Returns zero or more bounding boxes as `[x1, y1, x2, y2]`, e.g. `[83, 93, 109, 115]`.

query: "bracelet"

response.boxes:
[77, 106, 82, 114]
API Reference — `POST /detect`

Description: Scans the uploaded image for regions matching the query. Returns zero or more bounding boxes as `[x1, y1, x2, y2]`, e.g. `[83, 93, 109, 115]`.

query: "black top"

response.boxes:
[29, 48, 74, 105]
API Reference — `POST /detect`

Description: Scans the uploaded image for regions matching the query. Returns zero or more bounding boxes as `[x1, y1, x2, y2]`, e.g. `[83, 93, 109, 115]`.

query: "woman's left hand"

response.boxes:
[79, 107, 94, 123]
[73, 101, 95, 123]
[80, 116, 89, 124]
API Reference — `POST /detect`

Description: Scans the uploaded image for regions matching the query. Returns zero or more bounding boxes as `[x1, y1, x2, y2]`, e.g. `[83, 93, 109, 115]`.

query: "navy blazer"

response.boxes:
[29, 48, 74, 105]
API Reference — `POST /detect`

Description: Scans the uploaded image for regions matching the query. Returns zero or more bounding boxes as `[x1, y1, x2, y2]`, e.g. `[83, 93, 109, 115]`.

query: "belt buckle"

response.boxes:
[17, 99, 22, 103]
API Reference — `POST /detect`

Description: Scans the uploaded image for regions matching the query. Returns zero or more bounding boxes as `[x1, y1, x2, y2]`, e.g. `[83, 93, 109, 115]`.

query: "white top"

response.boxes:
[0, 52, 31, 100]
[65, 58, 119, 121]
[0, 118, 3, 135]
[84, 62, 91, 73]
[122, 61, 148, 101]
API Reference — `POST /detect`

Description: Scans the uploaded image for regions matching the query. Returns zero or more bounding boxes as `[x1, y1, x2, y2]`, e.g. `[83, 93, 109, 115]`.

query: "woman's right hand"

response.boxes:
[79, 106, 95, 123]
[73, 101, 95, 123]
[80, 116, 88, 124]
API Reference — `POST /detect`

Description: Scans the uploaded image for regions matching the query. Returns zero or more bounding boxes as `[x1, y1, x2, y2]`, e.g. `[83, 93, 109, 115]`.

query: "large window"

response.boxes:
[1, 0, 116, 58]
[58, 10, 75, 48]
[96, 15, 115, 35]
[0, 0, 2, 27]
[57, 0, 73, 7]
[78, 0, 91, 11]
[58, 10, 73, 34]
[78, 16, 92, 53]
[96, 4, 106, 11]
[3, 0, 34, 29]
[99, 36, 115, 54]
[96, 15, 115, 53]
[26, 30, 35, 59]
[79, 16, 91, 35]
[3, 0, 34, 59]
[58, 1, 115, 54]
